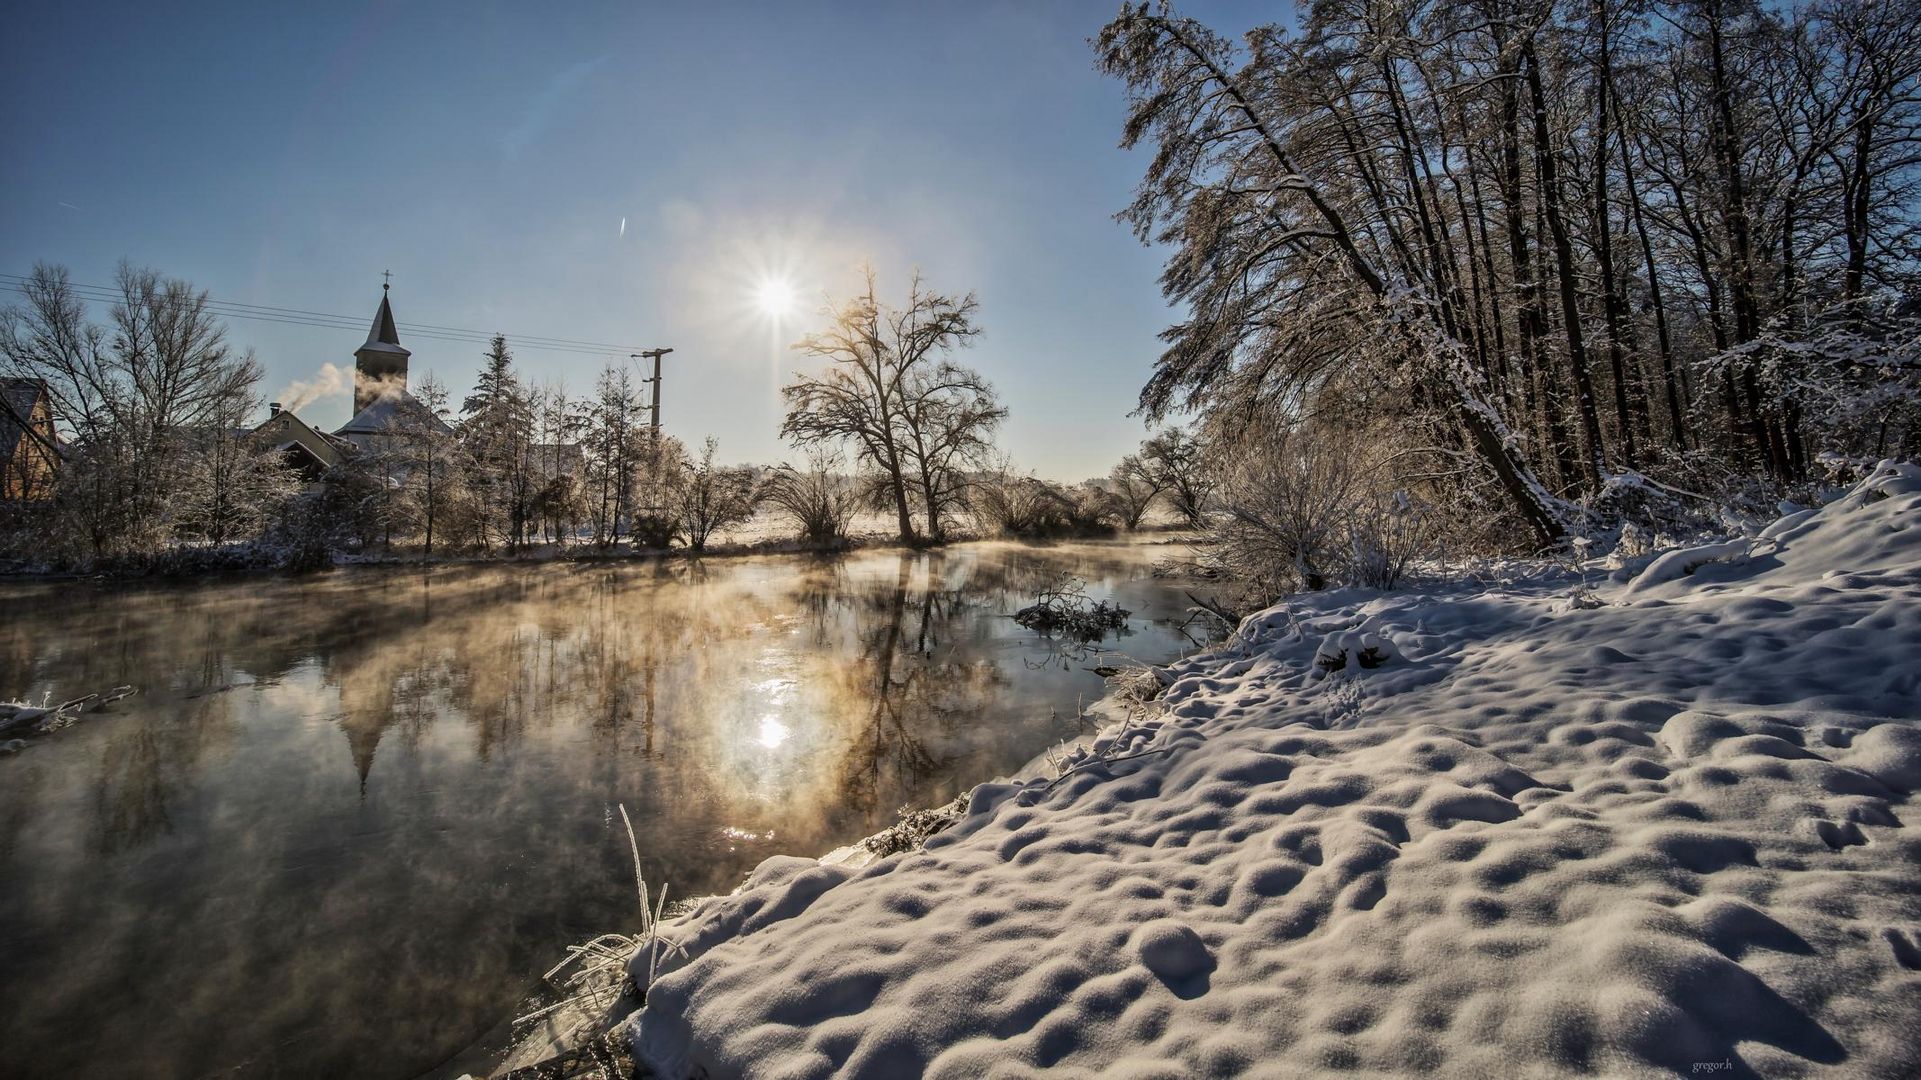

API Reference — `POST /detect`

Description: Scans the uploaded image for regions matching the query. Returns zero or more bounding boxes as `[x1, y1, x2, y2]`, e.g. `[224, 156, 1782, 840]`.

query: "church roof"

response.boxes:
[335, 389, 452, 437]
[358, 290, 411, 357]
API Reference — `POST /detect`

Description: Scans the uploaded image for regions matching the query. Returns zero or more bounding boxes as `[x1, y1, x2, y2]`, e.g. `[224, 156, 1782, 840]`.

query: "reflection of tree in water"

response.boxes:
[814, 552, 1010, 829]
[0, 759, 47, 861]
[320, 560, 788, 788]
[572, 565, 714, 759]
[88, 694, 236, 854]
[15, 544, 1171, 854]
[791, 555, 851, 649]
[90, 730, 172, 852]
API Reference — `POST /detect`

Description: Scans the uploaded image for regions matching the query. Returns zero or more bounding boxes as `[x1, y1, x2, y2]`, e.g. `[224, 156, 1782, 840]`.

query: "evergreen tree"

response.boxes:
[459, 334, 536, 550]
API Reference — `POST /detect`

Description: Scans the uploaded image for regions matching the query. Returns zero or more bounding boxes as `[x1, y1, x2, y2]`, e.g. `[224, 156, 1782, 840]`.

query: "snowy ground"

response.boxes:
[614, 462, 1921, 1079]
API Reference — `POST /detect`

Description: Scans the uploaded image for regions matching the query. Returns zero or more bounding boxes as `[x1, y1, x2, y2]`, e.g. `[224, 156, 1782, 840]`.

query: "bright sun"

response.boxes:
[755, 278, 797, 318]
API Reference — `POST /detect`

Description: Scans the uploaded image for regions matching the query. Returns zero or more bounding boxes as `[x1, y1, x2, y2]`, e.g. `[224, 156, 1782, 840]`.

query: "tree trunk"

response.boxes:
[1592, 0, 1641, 465]
[1620, 116, 1688, 448]
[1526, 42, 1606, 489]
[1498, 48, 1570, 493]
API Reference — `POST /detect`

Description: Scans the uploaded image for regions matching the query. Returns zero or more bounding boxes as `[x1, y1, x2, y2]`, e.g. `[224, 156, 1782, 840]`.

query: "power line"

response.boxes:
[0, 286, 630, 360]
[0, 285, 629, 361]
[0, 273, 651, 359]
[0, 282, 631, 360]
[0, 280, 637, 359]
[0, 272, 644, 351]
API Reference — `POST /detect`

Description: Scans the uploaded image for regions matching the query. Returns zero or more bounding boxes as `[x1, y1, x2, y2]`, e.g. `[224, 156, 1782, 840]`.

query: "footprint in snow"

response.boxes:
[1884, 927, 1921, 971]
[1812, 819, 1868, 850]
[1133, 918, 1215, 993]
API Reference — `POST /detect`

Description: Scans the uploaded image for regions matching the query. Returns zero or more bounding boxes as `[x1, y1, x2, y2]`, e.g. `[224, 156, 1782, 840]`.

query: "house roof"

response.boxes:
[254, 408, 350, 462]
[0, 377, 51, 462]
[277, 439, 335, 472]
[357, 290, 411, 358]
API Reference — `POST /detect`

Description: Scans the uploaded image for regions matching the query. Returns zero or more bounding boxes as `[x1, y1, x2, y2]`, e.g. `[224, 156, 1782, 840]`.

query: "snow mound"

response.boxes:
[624, 463, 1921, 1079]
[1622, 537, 1759, 596]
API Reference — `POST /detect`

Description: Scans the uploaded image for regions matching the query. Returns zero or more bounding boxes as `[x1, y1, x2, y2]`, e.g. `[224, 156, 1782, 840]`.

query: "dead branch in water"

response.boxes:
[1012, 574, 1130, 642]
[0, 686, 137, 752]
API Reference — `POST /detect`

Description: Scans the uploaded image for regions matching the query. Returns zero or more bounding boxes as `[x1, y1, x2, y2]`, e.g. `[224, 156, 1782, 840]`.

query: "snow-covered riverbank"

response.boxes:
[613, 461, 1921, 1079]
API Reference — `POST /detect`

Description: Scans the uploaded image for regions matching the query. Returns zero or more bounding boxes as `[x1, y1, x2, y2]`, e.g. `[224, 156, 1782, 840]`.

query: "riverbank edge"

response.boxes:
[480, 648, 1182, 1079]
[0, 523, 1199, 584]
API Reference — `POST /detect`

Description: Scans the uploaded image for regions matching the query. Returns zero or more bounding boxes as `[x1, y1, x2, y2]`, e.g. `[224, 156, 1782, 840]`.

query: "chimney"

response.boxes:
[269, 402, 282, 417]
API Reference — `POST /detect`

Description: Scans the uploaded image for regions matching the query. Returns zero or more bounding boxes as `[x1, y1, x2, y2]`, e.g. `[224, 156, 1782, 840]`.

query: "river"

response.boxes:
[0, 538, 1212, 1079]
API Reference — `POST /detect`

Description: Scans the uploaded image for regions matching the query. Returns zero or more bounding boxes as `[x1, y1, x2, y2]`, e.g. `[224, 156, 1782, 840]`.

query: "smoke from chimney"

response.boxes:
[275, 362, 351, 413]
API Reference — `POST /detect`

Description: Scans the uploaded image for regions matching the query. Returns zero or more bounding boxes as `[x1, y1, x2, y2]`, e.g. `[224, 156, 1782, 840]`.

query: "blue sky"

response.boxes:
[2, 1, 1282, 480]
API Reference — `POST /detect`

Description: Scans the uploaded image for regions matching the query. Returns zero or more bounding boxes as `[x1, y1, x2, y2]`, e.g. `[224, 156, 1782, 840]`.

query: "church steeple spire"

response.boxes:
[365, 290, 403, 351]
[351, 279, 412, 415]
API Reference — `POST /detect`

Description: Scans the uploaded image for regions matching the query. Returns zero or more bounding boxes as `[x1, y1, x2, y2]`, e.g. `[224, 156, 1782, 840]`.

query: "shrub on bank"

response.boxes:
[970, 470, 1118, 538]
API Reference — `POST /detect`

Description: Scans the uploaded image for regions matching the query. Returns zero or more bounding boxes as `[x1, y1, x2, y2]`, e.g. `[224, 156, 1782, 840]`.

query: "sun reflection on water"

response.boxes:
[756, 714, 791, 749]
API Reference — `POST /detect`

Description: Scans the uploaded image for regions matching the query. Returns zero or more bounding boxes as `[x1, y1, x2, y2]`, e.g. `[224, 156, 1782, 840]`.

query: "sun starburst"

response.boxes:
[755, 278, 797, 319]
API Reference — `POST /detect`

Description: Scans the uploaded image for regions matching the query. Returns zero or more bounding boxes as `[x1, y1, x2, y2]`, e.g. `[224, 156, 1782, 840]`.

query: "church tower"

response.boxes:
[352, 282, 412, 415]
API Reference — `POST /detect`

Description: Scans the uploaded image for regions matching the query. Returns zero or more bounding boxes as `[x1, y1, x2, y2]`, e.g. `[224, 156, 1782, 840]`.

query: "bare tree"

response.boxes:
[400, 374, 467, 556]
[531, 381, 580, 545]
[579, 362, 645, 547]
[176, 393, 296, 546]
[1108, 453, 1165, 530]
[970, 458, 1117, 537]
[1211, 420, 1361, 596]
[1137, 427, 1212, 528]
[782, 269, 989, 543]
[1206, 410, 1437, 601]
[898, 360, 1005, 540]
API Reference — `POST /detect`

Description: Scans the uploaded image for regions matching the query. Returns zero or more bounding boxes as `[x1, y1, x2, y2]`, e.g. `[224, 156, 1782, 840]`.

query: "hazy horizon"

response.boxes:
[1, 1, 1284, 481]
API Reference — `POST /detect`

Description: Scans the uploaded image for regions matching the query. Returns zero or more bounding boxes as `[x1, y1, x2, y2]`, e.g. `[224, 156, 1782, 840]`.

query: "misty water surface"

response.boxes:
[0, 538, 1212, 1079]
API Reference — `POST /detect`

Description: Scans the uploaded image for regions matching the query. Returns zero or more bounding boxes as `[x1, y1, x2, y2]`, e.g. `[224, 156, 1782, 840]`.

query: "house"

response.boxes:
[0, 377, 58, 502]
[251, 403, 349, 482]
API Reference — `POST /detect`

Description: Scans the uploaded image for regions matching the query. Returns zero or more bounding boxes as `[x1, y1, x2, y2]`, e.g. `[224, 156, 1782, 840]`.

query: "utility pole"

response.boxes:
[631, 347, 675, 516]
[632, 348, 674, 433]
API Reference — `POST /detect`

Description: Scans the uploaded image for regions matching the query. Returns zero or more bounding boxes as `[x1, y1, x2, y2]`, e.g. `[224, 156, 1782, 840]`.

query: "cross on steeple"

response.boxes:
[381, 269, 392, 292]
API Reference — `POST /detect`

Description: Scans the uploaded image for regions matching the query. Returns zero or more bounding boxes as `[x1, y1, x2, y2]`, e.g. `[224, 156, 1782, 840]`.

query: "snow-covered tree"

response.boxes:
[175, 394, 297, 546]
[459, 334, 537, 550]
[400, 374, 470, 556]
[1107, 453, 1166, 531]
[0, 261, 264, 558]
[669, 437, 757, 552]
[1095, 0, 1921, 546]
